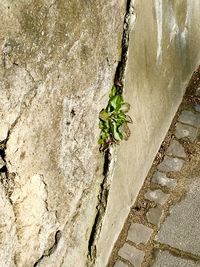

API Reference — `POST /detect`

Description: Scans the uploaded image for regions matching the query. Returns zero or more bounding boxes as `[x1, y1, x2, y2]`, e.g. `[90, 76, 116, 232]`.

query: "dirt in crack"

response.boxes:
[0, 140, 8, 174]
[88, 150, 111, 263]
[87, 0, 135, 265]
[33, 230, 62, 267]
[0, 135, 15, 198]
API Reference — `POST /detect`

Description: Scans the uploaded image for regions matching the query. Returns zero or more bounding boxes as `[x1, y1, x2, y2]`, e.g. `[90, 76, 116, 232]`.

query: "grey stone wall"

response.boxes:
[0, 1, 126, 266]
[0, 0, 200, 267]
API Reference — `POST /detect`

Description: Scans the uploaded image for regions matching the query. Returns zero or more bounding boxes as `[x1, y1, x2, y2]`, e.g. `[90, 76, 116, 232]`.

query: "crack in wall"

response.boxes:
[0, 62, 40, 196]
[0, 88, 38, 197]
[0, 66, 40, 261]
[87, 150, 112, 265]
[33, 230, 62, 267]
[0, 133, 15, 199]
[87, 1, 136, 265]
[114, 0, 135, 89]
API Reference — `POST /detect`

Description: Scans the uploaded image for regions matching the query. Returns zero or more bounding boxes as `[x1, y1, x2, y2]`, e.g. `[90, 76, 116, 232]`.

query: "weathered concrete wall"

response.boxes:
[0, 0, 200, 267]
[0, 1, 126, 266]
[96, 0, 200, 266]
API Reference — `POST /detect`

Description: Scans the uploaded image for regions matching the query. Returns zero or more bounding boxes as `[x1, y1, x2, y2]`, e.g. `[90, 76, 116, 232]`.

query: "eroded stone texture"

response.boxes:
[0, 157, 5, 169]
[0, 122, 9, 142]
[0, 1, 126, 266]
[0, 182, 16, 267]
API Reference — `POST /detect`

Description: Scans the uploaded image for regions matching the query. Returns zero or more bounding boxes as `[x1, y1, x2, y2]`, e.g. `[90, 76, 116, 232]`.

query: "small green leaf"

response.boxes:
[111, 123, 122, 141]
[99, 121, 104, 129]
[98, 138, 103, 145]
[109, 95, 122, 110]
[98, 84, 132, 151]
[109, 85, 117, 98]
[99, 109, 109, 121]
[120, 103, 130, 113]
[118, 112, 126, 120]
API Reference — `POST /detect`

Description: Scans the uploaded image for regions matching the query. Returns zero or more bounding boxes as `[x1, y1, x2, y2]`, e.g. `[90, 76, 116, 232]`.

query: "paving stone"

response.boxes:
[152, 171, 177, 188]
[152, 250, 200, 267]
[166, 139, 186, 158]
[175, 122, 198, 141]
[157, 156, 184, 172]
[156, 179, 200, 256]
[0, 157, 5, 169]
[127, 223, 153, 245]
[178, 110, 200, 127]
[118, 243, 144, 267]
[146, 206, 164, 225]
[144, 189, 170, 205]
[114, 260, 128, 267]
[194, 104, 200, 113]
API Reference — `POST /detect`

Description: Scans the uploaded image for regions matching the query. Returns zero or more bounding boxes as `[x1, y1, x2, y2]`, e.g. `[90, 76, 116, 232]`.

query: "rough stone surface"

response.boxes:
[118, 243, 144, 267]
[157, 156, 184, 172]
[166, 139, 186, 158]
[144, 189, 170, 205]
[0, 157, 5, 169]
[152, 250, 200, 267]
[178, 110, 200, 127]
[157, 179, 200, 256]
[146, 206, 164, 225]
[0, 122, 9, 142]
[0, 1, 126, 266]
[127, 223, 153, 245]
[152, 171, 177, 189]
[175, 122, 198, 141]
[0, 183, 16, 267]
[1, 0, 200, 266]
[114, 260, 129, 267]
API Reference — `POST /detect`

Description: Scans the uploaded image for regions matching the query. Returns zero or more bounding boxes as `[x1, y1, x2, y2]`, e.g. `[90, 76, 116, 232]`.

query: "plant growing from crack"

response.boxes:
[98, 85, 132, 152]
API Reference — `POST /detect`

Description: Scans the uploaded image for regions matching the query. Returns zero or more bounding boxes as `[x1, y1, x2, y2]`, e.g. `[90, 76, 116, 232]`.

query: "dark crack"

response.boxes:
[0, 135, 15, 199]
[87, 1, 136, 265]
[114, 0, 135, 89]
[0, 65, 39, 198]
[33, 230, 62, 267]
[87, 150, 111, 264]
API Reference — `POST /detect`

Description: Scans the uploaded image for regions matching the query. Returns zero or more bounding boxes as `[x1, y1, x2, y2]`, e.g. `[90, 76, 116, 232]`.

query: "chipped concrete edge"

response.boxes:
[86, 1, 136, 266]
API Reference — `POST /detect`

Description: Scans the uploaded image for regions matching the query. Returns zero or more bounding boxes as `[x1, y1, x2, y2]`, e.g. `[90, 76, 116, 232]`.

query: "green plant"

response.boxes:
[98, 85, 132, 152]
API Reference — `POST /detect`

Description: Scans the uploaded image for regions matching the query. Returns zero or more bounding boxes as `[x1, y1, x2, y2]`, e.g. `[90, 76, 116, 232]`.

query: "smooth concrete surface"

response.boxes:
[96, 1, 200, 266]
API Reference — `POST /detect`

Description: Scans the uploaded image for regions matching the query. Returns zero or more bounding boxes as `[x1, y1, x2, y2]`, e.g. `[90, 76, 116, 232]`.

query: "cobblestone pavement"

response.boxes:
[108, 70, 200, 267]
